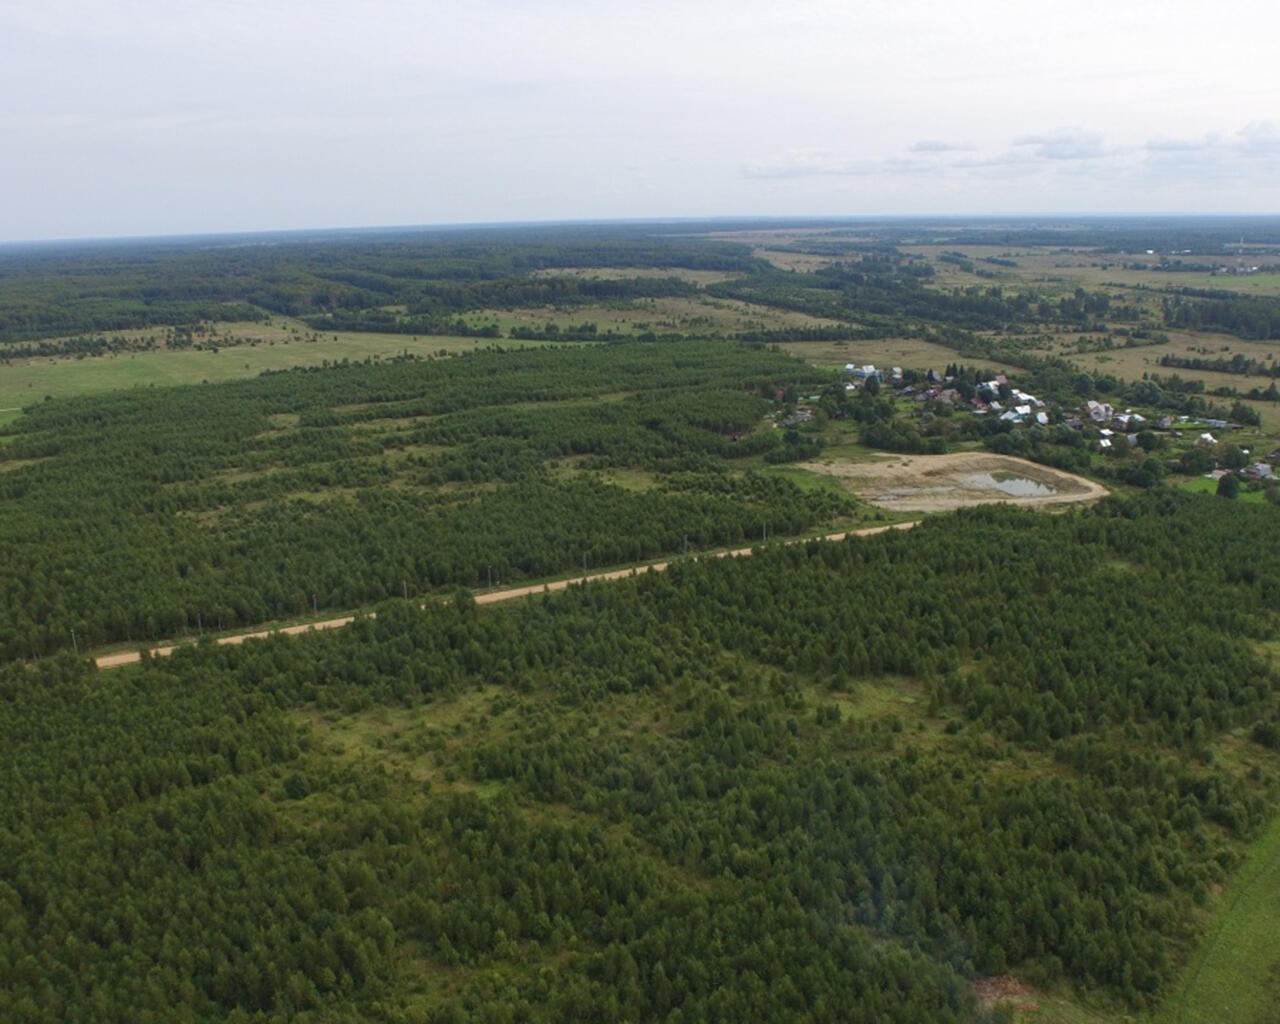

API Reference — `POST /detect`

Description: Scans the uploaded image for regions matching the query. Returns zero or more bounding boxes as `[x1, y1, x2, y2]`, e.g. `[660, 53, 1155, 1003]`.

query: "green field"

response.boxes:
[0, 324, 555, 412]
[460, 292, 842, 338]
[900, 245, 1280, 299]
[779, 335, 1014, 375]
[1147, 808, 1280, 1024]
[1178, 476, 1268, 502]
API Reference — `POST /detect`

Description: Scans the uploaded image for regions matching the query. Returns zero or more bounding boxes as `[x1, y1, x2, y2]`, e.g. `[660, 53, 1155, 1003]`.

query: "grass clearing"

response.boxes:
[779, 336, 1014, 374]
[836, 675, 927, 722]
[900, 245, 1280, 299]
[293, 686, 513, 788]
[529, 266, 742, 285]
[1026, 330, 1280, 431]
[761, 465, 849, 495]
[1177, 476, 1267, 502]
[1009, 991, 1121, 1024]
[1145, 809, 1280, 1024]
[0, 321, 561, 411]
[464, 294, 843, 337]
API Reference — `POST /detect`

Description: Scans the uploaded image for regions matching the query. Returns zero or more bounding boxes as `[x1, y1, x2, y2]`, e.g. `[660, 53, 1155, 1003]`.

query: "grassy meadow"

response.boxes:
[901, 244, 1280, 299]
[1142, 771, 1280, 1024]
[457, 293, 844, 338]
[778, 335, 1014, 375]
[529, 265, 742, 285]
[0, 319, 558, 412]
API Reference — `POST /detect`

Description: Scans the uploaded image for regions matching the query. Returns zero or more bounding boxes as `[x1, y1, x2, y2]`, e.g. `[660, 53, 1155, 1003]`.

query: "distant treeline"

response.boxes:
[0, 228, 760, 342]
[710, 262, 1142, 336]
[1159, 352, 1280, 378]
[1160, 292, 1280, 340]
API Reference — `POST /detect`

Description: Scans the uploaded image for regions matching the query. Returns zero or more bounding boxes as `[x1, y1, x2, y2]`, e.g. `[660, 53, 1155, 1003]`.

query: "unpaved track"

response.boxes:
[93, 522, 917, 670]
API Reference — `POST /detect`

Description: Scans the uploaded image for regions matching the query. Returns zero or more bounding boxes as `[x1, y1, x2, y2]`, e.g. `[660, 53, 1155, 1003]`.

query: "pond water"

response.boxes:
[966, 471, 1057, 497]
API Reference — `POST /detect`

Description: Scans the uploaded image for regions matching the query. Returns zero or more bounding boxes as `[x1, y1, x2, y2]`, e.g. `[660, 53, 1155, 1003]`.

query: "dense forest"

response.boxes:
[4, 218, 1279, 348]
[1, 495, 1278, 1021]
[5, 219, 1280, 1021]
[0, 226, 763, 342]
[0, 341, 850, 659]
[708, 262, 1138, 336]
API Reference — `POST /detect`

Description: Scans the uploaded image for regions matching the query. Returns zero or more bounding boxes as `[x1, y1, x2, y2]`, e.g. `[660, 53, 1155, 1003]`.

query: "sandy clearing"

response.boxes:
[799, 452, 1108, 513]
[92, 522, 916, 670]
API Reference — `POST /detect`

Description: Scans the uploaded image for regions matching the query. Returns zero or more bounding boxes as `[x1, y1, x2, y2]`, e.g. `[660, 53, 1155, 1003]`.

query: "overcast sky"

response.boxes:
[3, 0, 1279, 242]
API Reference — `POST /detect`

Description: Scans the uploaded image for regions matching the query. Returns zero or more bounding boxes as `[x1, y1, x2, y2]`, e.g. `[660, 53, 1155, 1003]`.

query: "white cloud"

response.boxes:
[741, 150, 877, 180]
[1011, 132, 1115, 161]
[3, 0, 1280, 239]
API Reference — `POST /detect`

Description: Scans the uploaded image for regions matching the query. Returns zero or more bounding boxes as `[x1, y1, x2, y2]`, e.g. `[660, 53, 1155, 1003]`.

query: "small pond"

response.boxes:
[966, 471, 1057, 498]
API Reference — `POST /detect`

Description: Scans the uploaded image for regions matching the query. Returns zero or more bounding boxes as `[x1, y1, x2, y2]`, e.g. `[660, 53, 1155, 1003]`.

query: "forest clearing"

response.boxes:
[800, 452, 1109, 512]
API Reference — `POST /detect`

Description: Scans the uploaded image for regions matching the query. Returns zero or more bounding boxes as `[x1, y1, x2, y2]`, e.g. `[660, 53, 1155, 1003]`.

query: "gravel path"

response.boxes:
[93, 522, 917, 669]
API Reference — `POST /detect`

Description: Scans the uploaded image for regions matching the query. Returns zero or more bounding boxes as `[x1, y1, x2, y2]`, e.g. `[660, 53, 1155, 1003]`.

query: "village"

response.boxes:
[774, 361, 1280, 490]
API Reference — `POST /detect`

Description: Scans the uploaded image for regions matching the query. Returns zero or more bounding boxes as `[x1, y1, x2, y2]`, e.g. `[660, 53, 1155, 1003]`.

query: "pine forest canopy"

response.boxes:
[2, 217, 1280, 1022]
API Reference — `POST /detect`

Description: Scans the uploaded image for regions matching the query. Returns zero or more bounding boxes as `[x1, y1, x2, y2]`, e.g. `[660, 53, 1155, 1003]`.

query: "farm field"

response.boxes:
[898, 244, 1280, 298]
[458, 292, 846, 337]
[1030, 333, 1280, 430]
[529, 265, 742, 285]
[1027, 328, 1280, 378]
[0, 320, 540, 410]
[779, 335, 1013, 375]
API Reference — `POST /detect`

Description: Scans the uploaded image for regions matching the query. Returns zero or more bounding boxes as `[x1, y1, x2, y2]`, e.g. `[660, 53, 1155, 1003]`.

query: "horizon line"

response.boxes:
[5, 211, 1280, 250]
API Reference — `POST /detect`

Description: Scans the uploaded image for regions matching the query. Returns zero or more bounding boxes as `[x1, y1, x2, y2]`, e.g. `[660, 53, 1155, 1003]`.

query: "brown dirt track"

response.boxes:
[93, 522, 917, 670]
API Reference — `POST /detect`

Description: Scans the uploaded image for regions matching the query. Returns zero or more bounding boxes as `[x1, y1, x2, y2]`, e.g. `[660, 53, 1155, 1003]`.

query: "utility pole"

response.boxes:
[70, 629, 78, 656]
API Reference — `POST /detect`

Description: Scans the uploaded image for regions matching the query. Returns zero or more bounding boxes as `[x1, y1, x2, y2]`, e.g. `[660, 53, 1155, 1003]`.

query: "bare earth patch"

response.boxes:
[799, 452, 1108, 512]
[973, 975, 1039, 1014]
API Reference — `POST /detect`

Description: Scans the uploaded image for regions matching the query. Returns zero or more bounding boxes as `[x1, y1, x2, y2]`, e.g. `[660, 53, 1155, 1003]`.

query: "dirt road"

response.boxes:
[92, 521, 917, 669]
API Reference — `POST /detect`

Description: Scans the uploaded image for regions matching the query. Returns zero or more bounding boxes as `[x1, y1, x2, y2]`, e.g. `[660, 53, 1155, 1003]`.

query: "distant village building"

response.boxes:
[1086, 400, 1114, 423]
[780, 407, 814, 427]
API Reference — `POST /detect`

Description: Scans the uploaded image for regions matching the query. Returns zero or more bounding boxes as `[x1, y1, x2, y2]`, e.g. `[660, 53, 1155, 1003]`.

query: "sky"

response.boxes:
[3, 0, 1279, 242]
